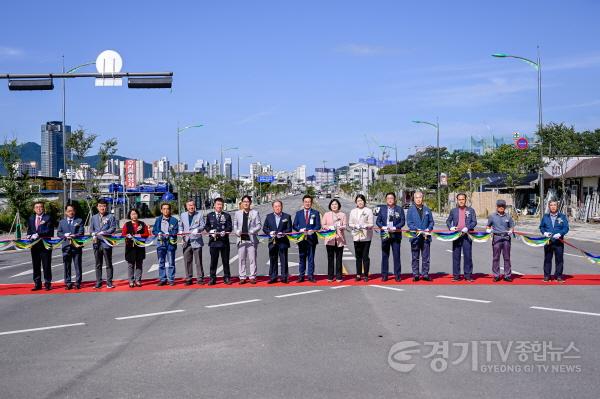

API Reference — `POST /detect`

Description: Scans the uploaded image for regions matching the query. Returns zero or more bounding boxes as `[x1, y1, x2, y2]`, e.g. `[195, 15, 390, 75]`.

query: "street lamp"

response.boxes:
[176, 123, 203, 214]
[63, 59, 96, 205]
[412, 118, 441, 216]
[220, 146, 238, 178]
[492, 47, 544, 220]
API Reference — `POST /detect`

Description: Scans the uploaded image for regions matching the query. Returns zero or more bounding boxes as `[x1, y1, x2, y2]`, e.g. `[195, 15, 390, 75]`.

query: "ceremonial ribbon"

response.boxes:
[468, 231, 492, 243]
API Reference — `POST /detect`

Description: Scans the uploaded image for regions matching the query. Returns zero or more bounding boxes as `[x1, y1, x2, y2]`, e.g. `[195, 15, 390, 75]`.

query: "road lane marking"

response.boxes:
[370, 285, 405, 292]
[436, 295, 491, 303]
[11, 263, 63, 278]
[445, 249, 453, 253]
[330, 285, 350, 289]
[530, 306, 600, 317]
[215, 254, 239, 276]
[0, 322, 86, 336]
[205, 299, 261, 308]
[564, 253, 584, 258]
[115, 309, 185, 320]
[275, 289, 322, 298]
[148, 255, 183, 273]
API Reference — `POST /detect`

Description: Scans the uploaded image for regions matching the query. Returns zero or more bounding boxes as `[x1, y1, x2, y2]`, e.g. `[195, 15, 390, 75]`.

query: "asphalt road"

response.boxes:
[1, 194, 599, 399]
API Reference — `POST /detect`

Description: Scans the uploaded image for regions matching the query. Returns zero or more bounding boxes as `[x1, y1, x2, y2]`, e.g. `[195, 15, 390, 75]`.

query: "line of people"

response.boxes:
[24, 192, 570, 291]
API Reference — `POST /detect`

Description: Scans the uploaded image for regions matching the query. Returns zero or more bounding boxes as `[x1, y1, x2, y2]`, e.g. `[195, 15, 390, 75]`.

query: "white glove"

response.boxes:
[299, 228, 306, 233]
[191, 228, 199, 234]
[96, 231, 104, 236]
[552, 233, 561, 240]
[485, 228, 492, 234]
[461, 227, 468, 233]
[381, 226, 388, 232]
[64, 232, 72, 238]
[276, 232, 284, 238]
[209, 229, 216, 234]
[307, 230, 314, 235]
[508, 229, 514, 234]
[126, 234, 133, 239]
[269, 231, 276, 237]
[31, 233, 39, 240]
[91, 232, 97, 237]
[450, 226, 457, 231]
[543, 232, 552, 238]
[236, 230, 242, 236]
[219, 231, 226, 237]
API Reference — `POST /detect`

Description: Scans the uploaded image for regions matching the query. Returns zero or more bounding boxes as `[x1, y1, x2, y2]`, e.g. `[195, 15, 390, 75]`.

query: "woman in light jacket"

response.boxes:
[322, 199, 347, 282]
[348, 194, 374, 281]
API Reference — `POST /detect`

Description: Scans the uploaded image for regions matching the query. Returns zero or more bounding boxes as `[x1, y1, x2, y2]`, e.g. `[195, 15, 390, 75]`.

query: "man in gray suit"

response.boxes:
[90, 199, 118, 289]
[179, 199, 206, 285]
[57, 204, 85, 290]
[233, 195, 262, 284]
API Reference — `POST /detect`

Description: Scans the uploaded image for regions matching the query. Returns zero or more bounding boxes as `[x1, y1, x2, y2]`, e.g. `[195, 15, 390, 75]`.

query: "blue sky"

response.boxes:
[1, 0, 600, 174]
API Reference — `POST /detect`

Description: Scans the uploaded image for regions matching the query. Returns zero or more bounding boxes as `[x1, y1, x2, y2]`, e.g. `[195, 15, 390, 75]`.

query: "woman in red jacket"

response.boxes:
[122, 209, 150, 287]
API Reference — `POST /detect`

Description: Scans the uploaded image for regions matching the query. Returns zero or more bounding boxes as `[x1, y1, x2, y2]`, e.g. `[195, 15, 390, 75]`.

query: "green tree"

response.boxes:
[538, 123, 581, 198]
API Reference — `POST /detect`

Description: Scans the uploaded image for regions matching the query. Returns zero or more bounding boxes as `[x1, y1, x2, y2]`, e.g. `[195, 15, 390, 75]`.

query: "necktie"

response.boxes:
[305, 210, 309, 224]
[68, 219, 73, 226]
[35, 216, 41, 230]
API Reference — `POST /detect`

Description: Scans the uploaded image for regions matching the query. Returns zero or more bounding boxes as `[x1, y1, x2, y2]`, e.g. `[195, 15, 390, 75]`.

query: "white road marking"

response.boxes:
[0, 261, 32, 270]
[148, 255, 183, 273]
[215, 254, 239, 275]
[11, 263, 62, 278]
[115, 309, 185, 320]
[0, 322, 86, 336]
[370, 285, 405, 292]
[330, 285, 350, 289]
[445, 249, 453, 253]
[530, 306, 600, 317]
[205, 299, 261, 308]
[564, 253, 584, 258]
[436, 295, 491, 304]
[265, 261, 300, 267]
[342, 257, 356, 260]
[275, 289, 323, 298]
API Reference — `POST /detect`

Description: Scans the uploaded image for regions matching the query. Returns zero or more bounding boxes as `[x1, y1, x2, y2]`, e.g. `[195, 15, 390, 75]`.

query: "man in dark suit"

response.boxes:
[292, 194, 322, 283]
[205, 197, 233, 285]
[539, 200, 570, 283]
[57, 204, 85, 289]
[446, 193, 478, 281]
[375, 192, 406, 281]
[263, 199, 293, 283]
[26, 201, 54, 291]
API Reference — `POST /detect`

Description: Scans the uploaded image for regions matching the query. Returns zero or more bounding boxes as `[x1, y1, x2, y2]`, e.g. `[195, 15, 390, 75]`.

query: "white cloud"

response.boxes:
[336, 43, 390, 56]
[0, 46, 23, 58]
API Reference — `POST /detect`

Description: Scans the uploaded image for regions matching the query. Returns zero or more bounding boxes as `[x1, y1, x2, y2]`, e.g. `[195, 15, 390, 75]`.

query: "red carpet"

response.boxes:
[1, 274, 600, 295]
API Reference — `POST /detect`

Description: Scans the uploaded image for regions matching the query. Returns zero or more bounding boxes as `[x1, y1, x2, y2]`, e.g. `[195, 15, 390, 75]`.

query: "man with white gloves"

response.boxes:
[539, 200, 570, 283]
[179, 199, 206, 285]
[446, 193, 478, 282]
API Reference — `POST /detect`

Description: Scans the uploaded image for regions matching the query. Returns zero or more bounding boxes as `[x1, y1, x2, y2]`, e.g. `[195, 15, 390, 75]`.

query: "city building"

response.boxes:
[348, 162, 379, 192]
[295, 165, 306, 184]
[315, 167, 335, 188]
[224, 158, 232, 179]
[41, 121, 71, 177]
[208, 160, 221, 178]
[12, 161, 38, 177]
[152, 157, 170, 182]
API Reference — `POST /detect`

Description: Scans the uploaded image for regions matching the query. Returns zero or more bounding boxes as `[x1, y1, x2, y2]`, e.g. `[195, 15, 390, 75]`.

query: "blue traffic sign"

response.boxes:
[257, 175, 275, 183]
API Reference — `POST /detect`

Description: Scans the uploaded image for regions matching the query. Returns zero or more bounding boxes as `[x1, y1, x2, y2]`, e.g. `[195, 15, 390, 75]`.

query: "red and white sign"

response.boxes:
[125, 160, 137, 188]
[515, 137, 529, 150]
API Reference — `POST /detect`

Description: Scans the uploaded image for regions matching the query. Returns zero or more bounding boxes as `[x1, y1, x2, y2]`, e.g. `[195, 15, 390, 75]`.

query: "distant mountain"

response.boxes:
[0, 141, 152, 176]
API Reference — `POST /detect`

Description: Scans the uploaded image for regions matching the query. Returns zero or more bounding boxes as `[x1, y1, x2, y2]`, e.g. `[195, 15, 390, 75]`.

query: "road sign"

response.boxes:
[95, 50, 123, 87]
[257, 175, 275, 183]
[512, 131, 520, 139]
[515, 137, 529, 150]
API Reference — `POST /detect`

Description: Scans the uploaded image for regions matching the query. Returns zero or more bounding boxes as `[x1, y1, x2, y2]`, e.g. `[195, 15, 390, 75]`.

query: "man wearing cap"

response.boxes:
[486, 199, 515, 282]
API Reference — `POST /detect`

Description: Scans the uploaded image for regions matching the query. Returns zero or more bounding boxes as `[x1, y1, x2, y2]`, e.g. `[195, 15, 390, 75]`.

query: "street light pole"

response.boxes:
[176, 123, 203, 214]
[412, 119, 442, 216]
[492, 47, 544, 220]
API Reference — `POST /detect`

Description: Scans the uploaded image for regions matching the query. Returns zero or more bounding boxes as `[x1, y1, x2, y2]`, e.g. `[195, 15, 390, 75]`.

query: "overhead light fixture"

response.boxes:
[8, 79, 54, 91]
[127, 77, 172, 89]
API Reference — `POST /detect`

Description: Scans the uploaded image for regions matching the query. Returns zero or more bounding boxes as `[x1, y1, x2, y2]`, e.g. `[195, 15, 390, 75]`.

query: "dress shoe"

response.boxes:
[465, 276, 475, 282]
[355, 275, 361, 282]
[107, 283, 115, 289]
[249, 279, 257, 285]
[308, 276, 316, 283]
[197, 278, 205, 285]
[451, 276, 461, 282]
[421, 275, 431, 281]
[543, 276, 550, 282]
[94, 282, 102, 289]
[327, 279, 334, 283]
[168, 280, 175, 286]
[239, 279, 247, 285]
[75, 284, 81, 290]
[224, 278, 232, 285]
[44, 284, 52, 291]
[31, 285, 42, 291]
[493, 276, 501, 282]
[208, 278, 216, 286]
[65, 283, 73, 290]
[282, 277, 289, 284]
[184, 280, 192, 286]
[556, 277, 565, 283]
[135, 281, 142, 287]
[267, 278, 277, 284]
[336, 277, 343, 282]
[395, 276, 401, 282]
[129, 282, 135, 288]
[504, 276, 513, 282]
[363, 276, 369, 282]
[157, 280, 167, 286]
[412, 276, 419, 282]
[297, 276, 305, 283]
[381, 275, 388, 282]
